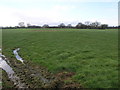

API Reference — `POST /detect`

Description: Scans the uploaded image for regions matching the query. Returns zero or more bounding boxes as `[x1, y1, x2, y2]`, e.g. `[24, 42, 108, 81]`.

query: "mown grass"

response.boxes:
[2, 28, 118, 88]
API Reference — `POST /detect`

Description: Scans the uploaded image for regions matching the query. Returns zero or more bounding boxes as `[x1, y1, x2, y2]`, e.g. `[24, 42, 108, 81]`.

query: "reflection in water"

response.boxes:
[13, 48, 24, 63]
[0, 57, 14, 76]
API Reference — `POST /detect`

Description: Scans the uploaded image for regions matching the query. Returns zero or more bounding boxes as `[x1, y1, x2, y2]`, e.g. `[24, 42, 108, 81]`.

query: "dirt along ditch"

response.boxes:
[1, 48, 83, 88]
[0, 48, 28, 88]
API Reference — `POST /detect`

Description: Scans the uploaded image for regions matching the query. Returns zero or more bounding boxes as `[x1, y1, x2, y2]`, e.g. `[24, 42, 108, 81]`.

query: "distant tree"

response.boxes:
[67, 24, 72, 28]
[76, 22, 83, 28]
[42, 24, 49, 28]
[90, 21, 101, 29]
[76, 22, 87, 29]
[101, 24, 108, 29]
[15, 26, 19, 28]
[58, 23, 66, 28]
[85, 21, 91, 28]
[18, 22, 25, 27]
[27, 23, 31, 27]
[94, 21, 101, 28]
[84, 21, 92, 29]
[81, 24, 87, 29]
[85, 21, 91, 26]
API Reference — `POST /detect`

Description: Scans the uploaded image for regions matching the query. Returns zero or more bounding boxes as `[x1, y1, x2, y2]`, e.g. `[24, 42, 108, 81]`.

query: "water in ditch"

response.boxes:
[0, 48, 28, 88]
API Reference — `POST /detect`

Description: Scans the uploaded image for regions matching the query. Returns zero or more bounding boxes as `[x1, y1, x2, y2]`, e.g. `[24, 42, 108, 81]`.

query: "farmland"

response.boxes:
[2, 28, 118, 88]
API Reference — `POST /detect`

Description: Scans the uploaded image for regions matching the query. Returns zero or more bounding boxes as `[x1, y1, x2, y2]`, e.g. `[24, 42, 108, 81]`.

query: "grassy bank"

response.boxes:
[2, 28, 118, 88]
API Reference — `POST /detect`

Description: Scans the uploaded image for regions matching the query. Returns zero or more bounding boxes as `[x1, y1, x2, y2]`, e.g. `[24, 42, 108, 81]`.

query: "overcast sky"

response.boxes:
[0, 0, 118, 27]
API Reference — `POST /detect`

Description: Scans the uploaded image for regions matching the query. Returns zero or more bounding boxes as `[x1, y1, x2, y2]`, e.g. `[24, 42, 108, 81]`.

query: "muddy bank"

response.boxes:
[7, 57, 60, 88]
[2, 70, 14, 88]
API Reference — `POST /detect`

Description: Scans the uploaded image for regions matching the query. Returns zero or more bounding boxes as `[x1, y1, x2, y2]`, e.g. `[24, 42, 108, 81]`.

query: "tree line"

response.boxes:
[1, 21, 118, 29]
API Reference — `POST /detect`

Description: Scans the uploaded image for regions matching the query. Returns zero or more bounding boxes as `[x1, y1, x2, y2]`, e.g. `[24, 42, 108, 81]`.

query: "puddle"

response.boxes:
[13, 48, 24, 63]
[0, 49, 28, 88]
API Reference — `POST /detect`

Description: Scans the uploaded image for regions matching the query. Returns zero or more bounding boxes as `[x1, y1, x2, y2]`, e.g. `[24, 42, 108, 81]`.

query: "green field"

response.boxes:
[2, 28, 118, 88]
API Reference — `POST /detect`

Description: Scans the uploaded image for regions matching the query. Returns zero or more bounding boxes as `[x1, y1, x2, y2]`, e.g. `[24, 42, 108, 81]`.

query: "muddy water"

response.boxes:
[0, 49, 28, 88]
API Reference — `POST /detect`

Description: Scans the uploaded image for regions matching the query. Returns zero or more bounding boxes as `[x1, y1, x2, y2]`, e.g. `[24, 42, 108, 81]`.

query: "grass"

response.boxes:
[2, 28, 118, 88]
